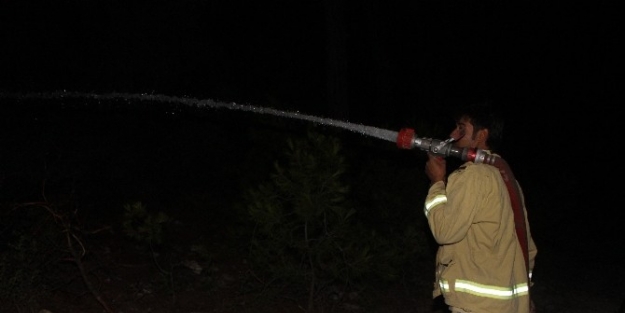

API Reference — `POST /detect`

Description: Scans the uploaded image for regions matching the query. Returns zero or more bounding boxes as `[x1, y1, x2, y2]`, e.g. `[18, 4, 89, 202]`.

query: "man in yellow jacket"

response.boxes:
[423, 103, 537, 313]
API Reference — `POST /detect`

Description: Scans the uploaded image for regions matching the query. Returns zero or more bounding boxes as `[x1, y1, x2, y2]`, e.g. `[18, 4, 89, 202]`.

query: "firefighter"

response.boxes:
[422, 103, 537, 313]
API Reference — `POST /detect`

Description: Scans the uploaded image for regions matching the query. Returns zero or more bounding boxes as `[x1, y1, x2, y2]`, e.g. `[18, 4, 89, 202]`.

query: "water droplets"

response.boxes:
[1, 91, 400, 144]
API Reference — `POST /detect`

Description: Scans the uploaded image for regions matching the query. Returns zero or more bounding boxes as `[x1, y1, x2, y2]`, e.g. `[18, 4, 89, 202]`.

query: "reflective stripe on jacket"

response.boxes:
[424, 157, 537, 313]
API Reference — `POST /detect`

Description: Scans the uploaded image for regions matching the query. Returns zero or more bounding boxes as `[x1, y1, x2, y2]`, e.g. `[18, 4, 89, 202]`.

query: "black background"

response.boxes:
[1, 1, 622, 263]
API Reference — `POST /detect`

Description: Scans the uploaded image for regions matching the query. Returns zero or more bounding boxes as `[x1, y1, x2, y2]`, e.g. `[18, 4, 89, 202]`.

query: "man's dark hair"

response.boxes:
[452, 102, 505, 153]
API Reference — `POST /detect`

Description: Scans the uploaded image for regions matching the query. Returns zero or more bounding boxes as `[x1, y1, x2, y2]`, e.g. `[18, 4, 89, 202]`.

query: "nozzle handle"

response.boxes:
[395, 127, 497, 165]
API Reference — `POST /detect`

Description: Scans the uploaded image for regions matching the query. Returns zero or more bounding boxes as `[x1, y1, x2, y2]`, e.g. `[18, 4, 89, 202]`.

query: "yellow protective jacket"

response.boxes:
[424, 156, 537, 313]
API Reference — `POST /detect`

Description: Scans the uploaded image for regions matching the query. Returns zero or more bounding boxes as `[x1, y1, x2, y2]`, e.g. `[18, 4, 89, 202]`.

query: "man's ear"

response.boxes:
[476, 128, 489, 145]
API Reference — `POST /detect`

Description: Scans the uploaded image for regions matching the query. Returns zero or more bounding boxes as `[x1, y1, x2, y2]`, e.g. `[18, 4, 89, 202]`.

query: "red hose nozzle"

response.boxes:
[396, 128, 415, 149]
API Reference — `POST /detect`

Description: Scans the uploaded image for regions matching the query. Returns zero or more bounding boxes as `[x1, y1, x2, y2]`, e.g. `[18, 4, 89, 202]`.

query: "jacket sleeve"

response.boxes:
[424, 165, 482, 245]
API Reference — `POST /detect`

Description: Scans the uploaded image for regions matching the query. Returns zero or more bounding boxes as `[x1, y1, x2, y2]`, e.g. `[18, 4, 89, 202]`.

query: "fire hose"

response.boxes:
[395, 128, 530, 275]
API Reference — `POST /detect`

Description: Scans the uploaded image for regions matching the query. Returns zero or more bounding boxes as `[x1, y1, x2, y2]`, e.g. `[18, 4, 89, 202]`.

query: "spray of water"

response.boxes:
[2, 91, 399, 143]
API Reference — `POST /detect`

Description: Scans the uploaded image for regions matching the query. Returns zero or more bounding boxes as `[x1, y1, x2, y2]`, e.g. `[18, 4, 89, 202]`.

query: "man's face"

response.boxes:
[449, 117, 477, 149]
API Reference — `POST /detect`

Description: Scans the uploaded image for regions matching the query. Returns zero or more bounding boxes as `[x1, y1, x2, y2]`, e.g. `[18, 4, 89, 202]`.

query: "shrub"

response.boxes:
[244, 130, 432, 310]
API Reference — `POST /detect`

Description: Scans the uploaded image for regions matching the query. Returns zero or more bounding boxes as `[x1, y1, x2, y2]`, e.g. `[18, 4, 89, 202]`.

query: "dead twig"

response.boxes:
[17, 201, 117, 313]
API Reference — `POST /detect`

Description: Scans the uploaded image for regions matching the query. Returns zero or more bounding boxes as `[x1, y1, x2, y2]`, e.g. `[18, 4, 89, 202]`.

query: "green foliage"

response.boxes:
[347, 151, 434, 265]
[122, 201, 170, 245]
[244, 130, 433, 302]
[246, 131, 353, 284]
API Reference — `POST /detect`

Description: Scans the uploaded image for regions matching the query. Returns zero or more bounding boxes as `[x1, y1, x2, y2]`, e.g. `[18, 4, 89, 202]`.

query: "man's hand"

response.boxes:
[425, 153, 446, 184]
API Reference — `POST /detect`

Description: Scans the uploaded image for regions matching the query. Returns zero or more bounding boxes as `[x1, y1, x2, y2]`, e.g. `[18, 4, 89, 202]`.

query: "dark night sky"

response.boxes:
[1, 2, 622, 251]
[1, 2, 618, 114]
